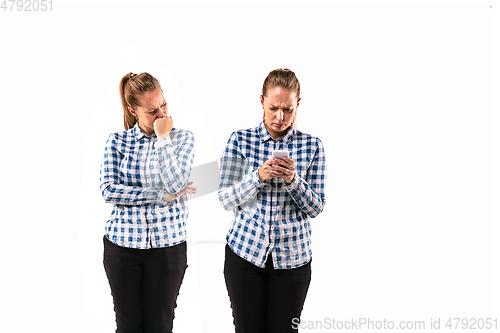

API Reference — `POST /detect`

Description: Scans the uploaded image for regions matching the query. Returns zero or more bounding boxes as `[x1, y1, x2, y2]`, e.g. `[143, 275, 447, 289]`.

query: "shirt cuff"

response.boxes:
[155, 136, 173, 148]
[157, 189, 168, 203]
[284, 172, 299, 190]
[252, 169, 261, 184]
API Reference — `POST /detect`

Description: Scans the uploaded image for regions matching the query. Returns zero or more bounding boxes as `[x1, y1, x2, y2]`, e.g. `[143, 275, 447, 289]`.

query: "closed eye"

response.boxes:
[149, 102, 167, 114]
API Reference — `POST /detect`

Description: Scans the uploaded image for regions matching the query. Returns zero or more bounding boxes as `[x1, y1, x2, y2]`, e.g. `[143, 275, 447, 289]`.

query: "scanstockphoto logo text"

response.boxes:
[292, 317, 499, 331]
[1, 0, 52, 11]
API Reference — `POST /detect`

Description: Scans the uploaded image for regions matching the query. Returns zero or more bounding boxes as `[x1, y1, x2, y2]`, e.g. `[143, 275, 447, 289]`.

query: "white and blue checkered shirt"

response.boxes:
[100, 123, 195, 249]
[218, 121, 327, 269]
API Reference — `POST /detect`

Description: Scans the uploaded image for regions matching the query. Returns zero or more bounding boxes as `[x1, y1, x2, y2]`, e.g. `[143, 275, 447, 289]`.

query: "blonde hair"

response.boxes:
[262, 68, 300, 99]
[119, 72, 162, 130]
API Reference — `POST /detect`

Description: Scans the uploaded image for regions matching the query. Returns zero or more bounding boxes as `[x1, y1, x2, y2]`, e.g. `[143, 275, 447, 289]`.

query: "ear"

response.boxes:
[128, 106, 136, 116]
[296, 97, 301, 109]
[260, 95, 264, 108]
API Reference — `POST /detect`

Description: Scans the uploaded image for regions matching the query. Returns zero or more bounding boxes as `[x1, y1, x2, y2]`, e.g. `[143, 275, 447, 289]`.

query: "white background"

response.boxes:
[1, 0, 498, 332]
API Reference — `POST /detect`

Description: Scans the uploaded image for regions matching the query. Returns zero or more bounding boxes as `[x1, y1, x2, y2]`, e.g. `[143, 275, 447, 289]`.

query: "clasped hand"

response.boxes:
[154, 116, 174, 139]
[258, 157, 295, 184]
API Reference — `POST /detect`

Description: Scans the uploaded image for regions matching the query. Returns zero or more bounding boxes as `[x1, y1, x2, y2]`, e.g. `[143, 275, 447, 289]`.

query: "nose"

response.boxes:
[159, 107, 167, 118]
[277, 110, 284, 122]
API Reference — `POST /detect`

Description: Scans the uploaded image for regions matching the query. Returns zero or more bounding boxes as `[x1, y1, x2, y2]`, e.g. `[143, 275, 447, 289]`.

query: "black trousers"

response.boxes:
[103, 236, 187, 333]
[224, 244, 311, 333]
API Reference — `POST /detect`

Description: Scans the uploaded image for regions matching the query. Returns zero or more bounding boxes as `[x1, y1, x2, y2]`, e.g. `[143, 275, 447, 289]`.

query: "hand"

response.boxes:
[178, 182, 197, 196]
[154, 116, 174, 139]
[258, 159, 278, 182]
[164, 182, 197, 201]
[272, 157, 295, 183]
[258, 157, 295, 183]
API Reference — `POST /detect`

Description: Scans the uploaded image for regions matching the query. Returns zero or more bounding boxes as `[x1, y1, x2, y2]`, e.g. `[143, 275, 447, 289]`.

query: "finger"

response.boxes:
[263, 159, 274, 167]
[273, 165, 290, 174]
[281, 162, 295, 172]
[280, 161, 295, 169]
[272, 162, 290, 171]
[273, 164, 285, 172]
[277, 162, 289, 168]
[282, 157, 295, 166]
[273, 158, 290, 168]
[268, 167, 282, 175]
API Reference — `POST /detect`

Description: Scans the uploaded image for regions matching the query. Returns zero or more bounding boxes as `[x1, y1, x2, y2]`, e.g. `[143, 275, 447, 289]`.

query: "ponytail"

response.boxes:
[119, 72, 135, 130]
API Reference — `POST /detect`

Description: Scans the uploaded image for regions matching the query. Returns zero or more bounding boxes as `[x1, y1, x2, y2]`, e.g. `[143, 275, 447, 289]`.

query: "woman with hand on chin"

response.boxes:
[100, 72, 195, 333]
[218, 68, 327, 332]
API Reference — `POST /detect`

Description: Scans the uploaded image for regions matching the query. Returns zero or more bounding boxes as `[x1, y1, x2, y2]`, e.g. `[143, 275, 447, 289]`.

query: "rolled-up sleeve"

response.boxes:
[218, 132, 265, 211]
[284, 137, 327, 218]
[156, 130, 195, 194]
[100, 133, 167, 205]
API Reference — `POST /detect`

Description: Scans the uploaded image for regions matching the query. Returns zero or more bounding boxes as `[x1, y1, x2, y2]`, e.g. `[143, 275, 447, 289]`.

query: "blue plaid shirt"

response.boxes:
[100, 123, 195, 249]
[218, 121, 327, 269]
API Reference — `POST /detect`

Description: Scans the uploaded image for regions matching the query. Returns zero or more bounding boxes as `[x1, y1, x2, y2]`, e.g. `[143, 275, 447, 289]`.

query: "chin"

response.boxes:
[274, 125, 289, 131]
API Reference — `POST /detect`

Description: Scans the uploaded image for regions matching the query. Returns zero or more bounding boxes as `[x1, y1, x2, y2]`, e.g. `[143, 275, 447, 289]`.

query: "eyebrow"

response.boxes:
[147, 100, 166, 111]
[269, 104, 293, 108]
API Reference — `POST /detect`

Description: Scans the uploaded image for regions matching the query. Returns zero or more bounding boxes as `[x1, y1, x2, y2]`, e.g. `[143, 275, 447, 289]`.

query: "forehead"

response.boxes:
[138, 89, 165, 109]
[264, 86, 297, 106]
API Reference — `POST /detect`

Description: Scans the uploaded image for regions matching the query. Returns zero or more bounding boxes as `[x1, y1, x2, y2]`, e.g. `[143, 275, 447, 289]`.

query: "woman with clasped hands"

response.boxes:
[100, 72, 196, 333]
[218, 68, 327, 332]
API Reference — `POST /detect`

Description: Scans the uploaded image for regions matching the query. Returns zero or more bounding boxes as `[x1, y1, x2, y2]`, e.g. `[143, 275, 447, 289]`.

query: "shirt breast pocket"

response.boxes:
[120, 154, 139, 185]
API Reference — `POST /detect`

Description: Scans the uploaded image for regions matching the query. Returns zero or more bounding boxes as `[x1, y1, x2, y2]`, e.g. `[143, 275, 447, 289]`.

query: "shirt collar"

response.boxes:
[132, 122, 154, 141]
[258, 121, 296, 144]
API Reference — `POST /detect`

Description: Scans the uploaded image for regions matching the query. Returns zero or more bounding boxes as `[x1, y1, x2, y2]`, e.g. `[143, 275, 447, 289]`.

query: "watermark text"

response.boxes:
[292, 317, 499, 330]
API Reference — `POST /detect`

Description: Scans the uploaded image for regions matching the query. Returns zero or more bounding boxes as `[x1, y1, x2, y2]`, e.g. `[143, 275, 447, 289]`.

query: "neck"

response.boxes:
[137, 122, 154, 136]
[264, 122, 290, 140]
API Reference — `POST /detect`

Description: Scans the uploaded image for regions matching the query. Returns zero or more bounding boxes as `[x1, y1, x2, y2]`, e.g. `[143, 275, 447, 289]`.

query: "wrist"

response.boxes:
[157, 132, 170, 140]
[285, 173, 295, 185]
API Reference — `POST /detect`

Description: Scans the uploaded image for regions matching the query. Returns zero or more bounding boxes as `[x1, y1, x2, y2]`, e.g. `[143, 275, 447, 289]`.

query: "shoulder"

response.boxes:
[228, 125, 260, 142]
[236, 125, 259, 136]
[295, 130, 324, 149]
[170, 128, 194, 140]
[168, 128, 195, 149]
[106, 128, 135, 145]
[222, 126, 259, 156]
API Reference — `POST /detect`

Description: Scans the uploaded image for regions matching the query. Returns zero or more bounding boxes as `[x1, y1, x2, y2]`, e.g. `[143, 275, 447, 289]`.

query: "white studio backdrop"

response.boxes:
[0, 1, 498, 332]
